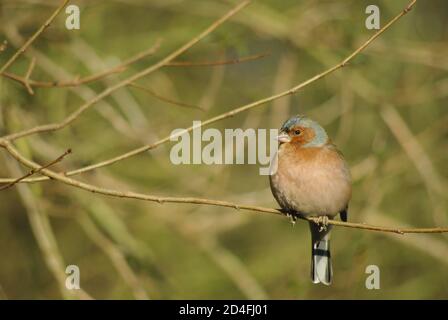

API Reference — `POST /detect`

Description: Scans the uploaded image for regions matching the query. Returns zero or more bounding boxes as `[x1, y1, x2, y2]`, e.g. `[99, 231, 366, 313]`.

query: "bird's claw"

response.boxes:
[286, 212, 298, 226]
[316, 216, 329, 232]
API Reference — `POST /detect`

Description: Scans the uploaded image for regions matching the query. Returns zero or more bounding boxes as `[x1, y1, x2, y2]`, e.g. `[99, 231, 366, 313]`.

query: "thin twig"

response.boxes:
[1, 49, 266, 89]
[0, 0, 419, 182]
[1, 139, 447, 235]
[129, 82, 203, 111]
[166, 52, 269, 67]
[0, 0, 70, 73]
[1, 40, 161, 89]
[0, 148, 71, 191]
[365, 212, 448, 265]
[2, 27, 156, 142]
[0, 0, 252, 141]
[1, 152, 92, 300]
[7, 0, 417, 177]
[24, 57, 36, 94]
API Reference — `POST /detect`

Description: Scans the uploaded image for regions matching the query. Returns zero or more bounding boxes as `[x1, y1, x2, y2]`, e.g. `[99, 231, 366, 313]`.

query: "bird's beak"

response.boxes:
[276, 133, 291, 143]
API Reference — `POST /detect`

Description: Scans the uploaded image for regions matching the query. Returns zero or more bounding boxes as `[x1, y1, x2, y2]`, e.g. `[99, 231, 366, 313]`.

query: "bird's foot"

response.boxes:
[284, 211, 299, 226]
[286, 212, 297, 226]
[316, 216, 329, 232]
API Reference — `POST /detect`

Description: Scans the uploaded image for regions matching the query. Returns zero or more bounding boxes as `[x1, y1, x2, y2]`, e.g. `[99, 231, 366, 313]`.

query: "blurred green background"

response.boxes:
[0, 0, 447, 299]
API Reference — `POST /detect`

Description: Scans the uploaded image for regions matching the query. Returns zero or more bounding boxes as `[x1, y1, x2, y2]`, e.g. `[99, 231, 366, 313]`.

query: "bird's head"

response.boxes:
[277, 115, 328, 148]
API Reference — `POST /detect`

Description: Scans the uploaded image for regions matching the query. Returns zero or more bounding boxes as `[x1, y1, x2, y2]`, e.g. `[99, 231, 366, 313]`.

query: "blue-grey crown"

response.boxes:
[280, 115, 328, 147]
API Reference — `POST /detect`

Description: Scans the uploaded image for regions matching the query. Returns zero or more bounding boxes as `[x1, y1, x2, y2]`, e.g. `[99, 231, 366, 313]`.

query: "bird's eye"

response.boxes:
[294, 129, 301, 135]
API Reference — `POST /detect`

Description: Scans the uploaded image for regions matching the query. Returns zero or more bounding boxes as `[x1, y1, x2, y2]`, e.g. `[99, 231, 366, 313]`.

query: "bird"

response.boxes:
[269, 115, 352, 285]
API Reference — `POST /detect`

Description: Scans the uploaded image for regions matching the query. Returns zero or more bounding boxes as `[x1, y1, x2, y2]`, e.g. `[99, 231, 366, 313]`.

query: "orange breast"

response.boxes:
[270, 143, 352, 216]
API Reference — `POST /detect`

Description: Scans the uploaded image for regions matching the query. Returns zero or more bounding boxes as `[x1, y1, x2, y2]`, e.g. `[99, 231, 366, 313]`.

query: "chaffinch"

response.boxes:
[269, 115, 352, 285]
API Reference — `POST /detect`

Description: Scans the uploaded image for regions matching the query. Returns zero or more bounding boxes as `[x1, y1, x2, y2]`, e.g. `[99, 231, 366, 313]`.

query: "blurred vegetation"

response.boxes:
[0, 0, 447, 299]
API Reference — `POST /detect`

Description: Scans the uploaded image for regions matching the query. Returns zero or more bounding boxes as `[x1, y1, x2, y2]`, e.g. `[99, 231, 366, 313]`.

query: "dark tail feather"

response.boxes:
[340, 208, 348, 222]
[309, 221, 333, 285]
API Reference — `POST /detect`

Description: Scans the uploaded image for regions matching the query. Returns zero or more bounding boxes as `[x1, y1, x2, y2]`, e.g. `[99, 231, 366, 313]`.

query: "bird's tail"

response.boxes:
[309, 221, 333, 285]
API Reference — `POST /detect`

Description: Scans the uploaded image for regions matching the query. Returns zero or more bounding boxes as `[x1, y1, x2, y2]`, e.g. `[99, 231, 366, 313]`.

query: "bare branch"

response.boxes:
[1, 49, 267, 89]
[129, 82, 203, 111]
[0, 148, 71, 191]
[16, 0, 418, 178]
[0, 0, 252, 141]
[1, 40, 161, 89]
[1, 139, 447, 235]
[23, 57, 36, 94]
[166, 52, 269, 67]
[0, 0, 70, 73]
[1, 151, 92, 300]
[0, 0, 419, 184]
